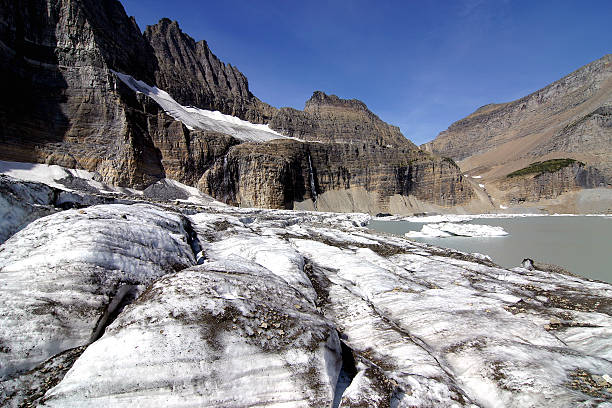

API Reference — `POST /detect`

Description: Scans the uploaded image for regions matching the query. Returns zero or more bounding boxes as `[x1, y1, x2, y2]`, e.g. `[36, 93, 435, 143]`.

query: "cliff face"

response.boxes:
[200, 138, 471, 211]
[0, 0, 473, 213]
[497, 162, 606, 204]
[143, 19, 276, 123]
[270, 91, 416, 148]
[0, 0, 173, 188]
[422, 55, 612, 195]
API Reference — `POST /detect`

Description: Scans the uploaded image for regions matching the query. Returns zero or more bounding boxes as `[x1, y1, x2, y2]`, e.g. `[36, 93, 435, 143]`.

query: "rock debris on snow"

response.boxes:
[0, 174, 611, 407]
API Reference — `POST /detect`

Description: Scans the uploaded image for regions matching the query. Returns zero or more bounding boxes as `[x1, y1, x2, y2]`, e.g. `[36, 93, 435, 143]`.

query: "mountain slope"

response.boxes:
[423, 55, 612, 203]
[143, 18, 276, 123]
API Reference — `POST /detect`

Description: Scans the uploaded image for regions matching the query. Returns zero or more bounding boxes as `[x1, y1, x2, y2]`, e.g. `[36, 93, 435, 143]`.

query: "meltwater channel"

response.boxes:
[368, 215, 612, 284]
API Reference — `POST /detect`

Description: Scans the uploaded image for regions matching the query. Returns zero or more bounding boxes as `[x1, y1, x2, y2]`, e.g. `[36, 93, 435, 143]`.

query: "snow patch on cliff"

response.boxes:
[112, 71, 288, 143]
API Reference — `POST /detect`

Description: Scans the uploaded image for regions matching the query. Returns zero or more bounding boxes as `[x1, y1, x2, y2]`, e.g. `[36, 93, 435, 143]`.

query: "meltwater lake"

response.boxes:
[368, 215, 612, 284]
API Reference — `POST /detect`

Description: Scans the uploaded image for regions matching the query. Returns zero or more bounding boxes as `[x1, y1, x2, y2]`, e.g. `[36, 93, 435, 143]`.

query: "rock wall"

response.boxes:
[0, 0, 167, 188]
[496, 163, 607, 203]
[200, 139, 472, 211]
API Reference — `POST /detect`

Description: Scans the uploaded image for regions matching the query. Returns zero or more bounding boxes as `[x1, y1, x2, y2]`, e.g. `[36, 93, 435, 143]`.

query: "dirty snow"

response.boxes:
[0, 204, 195, 380]
[0, 181, 610, 407]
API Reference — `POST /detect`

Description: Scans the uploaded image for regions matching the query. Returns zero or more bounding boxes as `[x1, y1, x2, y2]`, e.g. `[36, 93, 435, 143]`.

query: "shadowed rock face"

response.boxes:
[0, 0, 169, 188]
[0, 0, 473, 212]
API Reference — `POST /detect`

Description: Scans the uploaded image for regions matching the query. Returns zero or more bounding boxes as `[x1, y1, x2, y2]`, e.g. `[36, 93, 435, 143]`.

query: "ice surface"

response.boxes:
[43, 263, 341, 407]
[0, 159, 143, 196]
[0, 204, 195, 380]
[0, 160, 222, 208]
[113, 71, 290, 143]
[0, 191, 609, 406]
[0, 160, 97, 191]
[405, 222, 508, 238]
[0, 175, 58, 243]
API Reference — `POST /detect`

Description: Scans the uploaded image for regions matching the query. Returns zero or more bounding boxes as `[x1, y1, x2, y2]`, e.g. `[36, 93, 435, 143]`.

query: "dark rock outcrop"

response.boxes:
[200, 138, 471, 210]
[0, 0, 167, 188]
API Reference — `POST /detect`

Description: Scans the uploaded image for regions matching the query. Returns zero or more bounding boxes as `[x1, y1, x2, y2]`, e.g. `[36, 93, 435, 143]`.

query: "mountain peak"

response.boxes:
[305, 91, 368, 111]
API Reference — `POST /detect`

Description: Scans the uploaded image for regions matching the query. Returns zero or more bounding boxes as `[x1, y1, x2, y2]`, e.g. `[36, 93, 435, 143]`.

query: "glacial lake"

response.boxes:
[368, 216, 612, 284]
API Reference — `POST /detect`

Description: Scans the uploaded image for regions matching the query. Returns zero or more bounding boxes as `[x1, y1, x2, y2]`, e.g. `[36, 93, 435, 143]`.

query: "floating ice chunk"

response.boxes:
[405, 222, 508, 238]
[397, 214, 477, 223]
[405, 224, 452, 238]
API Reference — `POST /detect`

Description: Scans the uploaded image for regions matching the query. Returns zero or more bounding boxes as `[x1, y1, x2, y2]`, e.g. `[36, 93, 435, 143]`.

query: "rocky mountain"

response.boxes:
[0, 0, 165, 187]
[0, 0, 474, 214]
[269, 91, 417, 148]
[143, 18, 276, 124]
[1, 171, 611, 407]
[423, 55, 612, 208]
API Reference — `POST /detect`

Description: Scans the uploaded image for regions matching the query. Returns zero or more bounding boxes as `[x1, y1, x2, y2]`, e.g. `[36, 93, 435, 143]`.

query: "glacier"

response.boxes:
[0, 167, 611, 407]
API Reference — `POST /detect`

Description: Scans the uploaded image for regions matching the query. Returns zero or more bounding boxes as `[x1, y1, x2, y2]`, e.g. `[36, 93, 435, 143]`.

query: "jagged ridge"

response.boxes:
[0, 0, 472, 213]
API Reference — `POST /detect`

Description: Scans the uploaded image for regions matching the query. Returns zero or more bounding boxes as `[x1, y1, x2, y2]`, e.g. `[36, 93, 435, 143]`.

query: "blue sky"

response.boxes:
[122, 0, 611, 145]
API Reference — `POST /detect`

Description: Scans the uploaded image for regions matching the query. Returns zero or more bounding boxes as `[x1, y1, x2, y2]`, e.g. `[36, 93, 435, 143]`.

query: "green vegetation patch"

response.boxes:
[506, 158, 583, 178]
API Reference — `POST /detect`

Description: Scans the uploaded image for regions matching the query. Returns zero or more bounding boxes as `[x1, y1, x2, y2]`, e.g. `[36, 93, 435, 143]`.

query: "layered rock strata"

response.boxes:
[0, 0, 168, 188]
[422, 55, 612, 195]
[269, 91, 417, 148]
[497, 161, 606, 203]
[200, 138, 471, 211]
[0, 0, 472, 212]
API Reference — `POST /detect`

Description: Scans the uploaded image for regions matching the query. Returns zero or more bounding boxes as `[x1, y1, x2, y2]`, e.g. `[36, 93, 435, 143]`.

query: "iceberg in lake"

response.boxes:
[405, 222, 508, 238]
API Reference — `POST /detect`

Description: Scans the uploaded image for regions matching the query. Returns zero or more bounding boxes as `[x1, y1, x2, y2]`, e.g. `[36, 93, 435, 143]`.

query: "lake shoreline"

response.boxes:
[368, 215, 612, 284]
